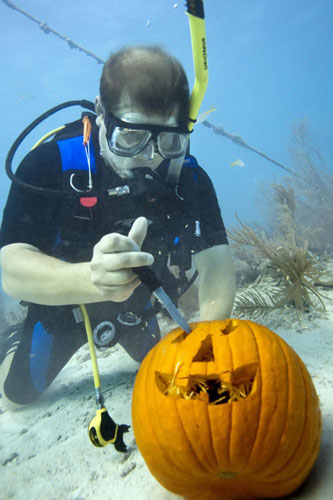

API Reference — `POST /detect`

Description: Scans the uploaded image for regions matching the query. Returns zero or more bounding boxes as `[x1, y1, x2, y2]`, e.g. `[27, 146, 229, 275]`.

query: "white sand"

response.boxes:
[1, 291, 332, 500]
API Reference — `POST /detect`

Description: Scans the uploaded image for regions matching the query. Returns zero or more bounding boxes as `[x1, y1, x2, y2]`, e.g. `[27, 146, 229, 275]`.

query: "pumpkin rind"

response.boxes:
[132, 319, 321, 500]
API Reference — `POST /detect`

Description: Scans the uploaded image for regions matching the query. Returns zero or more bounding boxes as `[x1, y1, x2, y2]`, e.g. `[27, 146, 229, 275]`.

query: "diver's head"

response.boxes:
[95, 46, 190, 178]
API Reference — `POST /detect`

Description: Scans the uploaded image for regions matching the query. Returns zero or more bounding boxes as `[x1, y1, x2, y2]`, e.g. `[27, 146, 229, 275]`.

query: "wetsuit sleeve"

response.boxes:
[0, 143, 63, 254]
[188, 164, 228, 253]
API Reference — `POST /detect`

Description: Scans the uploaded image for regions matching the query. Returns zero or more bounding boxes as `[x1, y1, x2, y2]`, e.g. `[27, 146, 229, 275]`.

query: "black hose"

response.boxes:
[5, 99, 95, 196]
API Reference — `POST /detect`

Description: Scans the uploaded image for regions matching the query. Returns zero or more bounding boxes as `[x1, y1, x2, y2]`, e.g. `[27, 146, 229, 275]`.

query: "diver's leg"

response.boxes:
[0, 322, 37, 409]
[117, 310, 161, 362]
[0, 307, 87, 409]
[0, 349, 24, 411]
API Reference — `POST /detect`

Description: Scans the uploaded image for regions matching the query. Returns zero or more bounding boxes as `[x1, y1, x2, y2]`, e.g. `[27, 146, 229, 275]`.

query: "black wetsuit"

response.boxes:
[0, 118, 228, 405]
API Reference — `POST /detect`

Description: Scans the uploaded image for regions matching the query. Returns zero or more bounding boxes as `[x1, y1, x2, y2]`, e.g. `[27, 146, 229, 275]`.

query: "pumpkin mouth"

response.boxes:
[155, 362, 257, 405]
[156, 332, 258, 404]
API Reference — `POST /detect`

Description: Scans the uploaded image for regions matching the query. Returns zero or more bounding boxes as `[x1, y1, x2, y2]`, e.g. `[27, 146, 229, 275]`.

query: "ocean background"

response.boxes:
[0, 1, 333, 499]
[1, 0, 332, 232]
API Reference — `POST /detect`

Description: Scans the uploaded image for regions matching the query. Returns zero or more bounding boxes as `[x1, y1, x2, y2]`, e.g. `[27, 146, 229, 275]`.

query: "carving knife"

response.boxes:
[134, 267, 192, 333]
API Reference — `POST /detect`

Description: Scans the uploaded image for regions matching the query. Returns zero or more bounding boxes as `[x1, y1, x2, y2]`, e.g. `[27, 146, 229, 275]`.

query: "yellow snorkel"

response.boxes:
[167, 0, 208, 183]
[186, 0, 209, 132]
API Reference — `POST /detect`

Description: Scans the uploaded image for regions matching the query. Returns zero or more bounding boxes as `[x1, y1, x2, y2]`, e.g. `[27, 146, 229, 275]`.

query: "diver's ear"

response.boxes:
[95, 96, 105, 127]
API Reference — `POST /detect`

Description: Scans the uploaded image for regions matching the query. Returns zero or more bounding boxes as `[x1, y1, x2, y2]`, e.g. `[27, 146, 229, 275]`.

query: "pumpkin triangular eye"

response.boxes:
[193, 335, 215, 362]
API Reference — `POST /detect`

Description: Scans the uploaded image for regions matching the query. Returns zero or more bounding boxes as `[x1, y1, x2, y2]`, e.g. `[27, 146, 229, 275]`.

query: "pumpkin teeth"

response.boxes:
[156, 367, 255, 404]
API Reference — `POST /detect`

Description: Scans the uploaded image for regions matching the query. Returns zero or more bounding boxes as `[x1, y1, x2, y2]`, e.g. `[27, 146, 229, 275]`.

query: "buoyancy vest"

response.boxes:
[53, 114, 200, 272]
[49, 115, 200, 321]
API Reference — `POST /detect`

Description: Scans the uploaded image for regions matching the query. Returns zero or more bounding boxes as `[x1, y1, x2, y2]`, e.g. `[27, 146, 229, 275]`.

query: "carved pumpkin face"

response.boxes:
[132, 319, 321, 500]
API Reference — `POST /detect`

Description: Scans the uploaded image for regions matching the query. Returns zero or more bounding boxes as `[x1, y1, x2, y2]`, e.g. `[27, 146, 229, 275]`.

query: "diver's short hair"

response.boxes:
[100, 46, 190, 127]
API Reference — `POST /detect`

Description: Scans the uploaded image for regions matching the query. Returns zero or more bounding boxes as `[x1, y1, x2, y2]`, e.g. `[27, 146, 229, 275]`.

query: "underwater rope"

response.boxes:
[1, 0, 104, 64]
[2, 0, 297, 177]
[202, 120, 300, 178]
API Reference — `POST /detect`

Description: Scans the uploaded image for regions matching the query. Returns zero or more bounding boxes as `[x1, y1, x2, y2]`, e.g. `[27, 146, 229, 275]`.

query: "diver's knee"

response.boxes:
[1, 391, 26, 412]
[0, 351, 28, 411]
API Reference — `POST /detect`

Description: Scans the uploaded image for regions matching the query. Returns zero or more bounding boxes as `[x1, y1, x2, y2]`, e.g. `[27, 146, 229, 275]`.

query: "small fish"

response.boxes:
[146, 20, 151, 27]
[173, 3, 178, 8]
[196, 107, 217, 124]
[231, 159, 246, 168]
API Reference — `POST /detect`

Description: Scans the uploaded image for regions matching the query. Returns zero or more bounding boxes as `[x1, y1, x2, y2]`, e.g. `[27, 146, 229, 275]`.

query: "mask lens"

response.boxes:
[158, 132, 188, 158]
[109, 127, 151, 156]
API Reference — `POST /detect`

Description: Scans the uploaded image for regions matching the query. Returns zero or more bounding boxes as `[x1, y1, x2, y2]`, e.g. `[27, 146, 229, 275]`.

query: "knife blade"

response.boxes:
[134, 267, 192, 333]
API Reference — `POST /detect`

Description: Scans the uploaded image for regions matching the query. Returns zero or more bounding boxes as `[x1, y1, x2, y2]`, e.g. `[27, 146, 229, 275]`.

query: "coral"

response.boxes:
[261, 120, 333, 254]
[228, 121, 332, 321]
[228, 218, 328, 320]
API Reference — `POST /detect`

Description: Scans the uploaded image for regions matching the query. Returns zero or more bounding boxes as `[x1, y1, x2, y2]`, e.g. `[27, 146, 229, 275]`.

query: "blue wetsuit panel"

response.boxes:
[57, 135, 97, 173]
[30, 321, 54, 394]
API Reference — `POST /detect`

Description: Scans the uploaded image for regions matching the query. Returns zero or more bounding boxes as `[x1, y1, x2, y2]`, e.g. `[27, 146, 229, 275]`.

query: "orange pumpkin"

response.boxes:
[132, 319, 321, 500]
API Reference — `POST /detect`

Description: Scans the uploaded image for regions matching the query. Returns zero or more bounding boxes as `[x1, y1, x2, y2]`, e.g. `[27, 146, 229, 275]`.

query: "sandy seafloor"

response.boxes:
[0, 286, 332, 500]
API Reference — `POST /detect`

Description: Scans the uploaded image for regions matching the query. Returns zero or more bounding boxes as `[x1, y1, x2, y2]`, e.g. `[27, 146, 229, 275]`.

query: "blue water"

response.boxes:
[0, 2, 332, 497]
[1, 0, 332, 232]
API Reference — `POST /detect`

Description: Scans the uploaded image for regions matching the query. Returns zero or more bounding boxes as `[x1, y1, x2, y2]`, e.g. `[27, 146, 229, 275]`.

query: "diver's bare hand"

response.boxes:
[90, 217, 153, 302]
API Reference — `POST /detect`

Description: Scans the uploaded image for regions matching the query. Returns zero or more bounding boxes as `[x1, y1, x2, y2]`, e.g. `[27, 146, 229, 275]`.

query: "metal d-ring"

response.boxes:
[69, 173, 93, 193]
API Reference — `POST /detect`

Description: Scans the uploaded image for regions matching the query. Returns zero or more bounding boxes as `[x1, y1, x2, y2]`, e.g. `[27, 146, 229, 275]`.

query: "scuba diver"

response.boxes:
[0, 45, 236, 410]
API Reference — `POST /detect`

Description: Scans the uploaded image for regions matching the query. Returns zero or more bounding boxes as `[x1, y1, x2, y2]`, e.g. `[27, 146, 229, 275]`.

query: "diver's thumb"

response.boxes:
[128, 217, 148, 250]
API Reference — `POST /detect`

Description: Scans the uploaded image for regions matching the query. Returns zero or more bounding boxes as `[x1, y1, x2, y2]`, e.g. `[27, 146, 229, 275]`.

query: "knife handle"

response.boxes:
[133, 266, 161, 294]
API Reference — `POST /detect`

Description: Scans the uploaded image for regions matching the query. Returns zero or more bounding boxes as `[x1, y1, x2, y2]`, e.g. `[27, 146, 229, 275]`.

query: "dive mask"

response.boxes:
[105, 111, 189, 159]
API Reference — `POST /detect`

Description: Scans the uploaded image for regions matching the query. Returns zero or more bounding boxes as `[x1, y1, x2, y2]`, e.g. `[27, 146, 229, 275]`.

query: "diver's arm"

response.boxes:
[193, 244, 236, 320]
[1, 243, 103, 305]
[0, 217, 153, 306]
